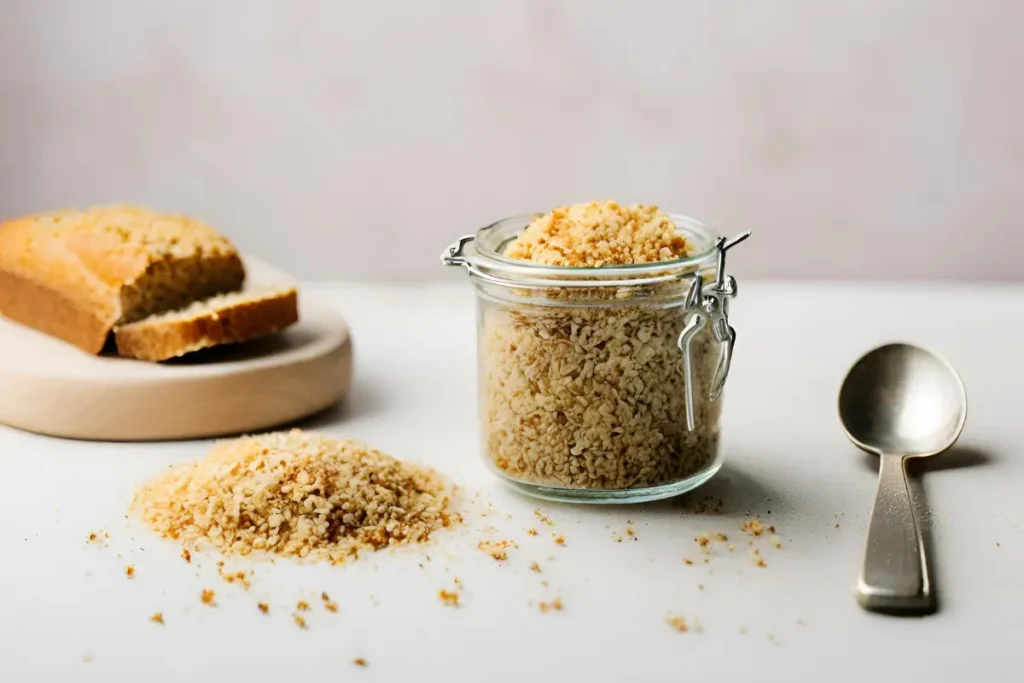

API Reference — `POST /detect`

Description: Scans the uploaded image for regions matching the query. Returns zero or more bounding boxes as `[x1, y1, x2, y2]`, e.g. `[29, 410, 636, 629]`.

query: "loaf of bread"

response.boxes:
[0, 205, 245, 354]
[115, 287, 299, 361]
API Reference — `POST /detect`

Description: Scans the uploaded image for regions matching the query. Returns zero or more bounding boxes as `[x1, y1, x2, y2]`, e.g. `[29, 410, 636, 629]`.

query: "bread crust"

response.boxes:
[115, 289, 299, 361]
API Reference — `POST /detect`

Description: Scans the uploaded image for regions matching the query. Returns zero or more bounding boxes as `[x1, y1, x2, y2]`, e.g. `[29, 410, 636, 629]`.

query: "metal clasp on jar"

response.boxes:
[441, 235, 476, 268]
[678, 231, 751, 431]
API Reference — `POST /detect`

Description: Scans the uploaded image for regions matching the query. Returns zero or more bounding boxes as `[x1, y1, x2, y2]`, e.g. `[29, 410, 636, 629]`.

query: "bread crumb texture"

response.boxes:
[131, 430, 457, 563]
[505, 201, 690, 267]
[482, 201, 720, 491]
[539, 597, 564, 613]
[438, 589, 461, 607]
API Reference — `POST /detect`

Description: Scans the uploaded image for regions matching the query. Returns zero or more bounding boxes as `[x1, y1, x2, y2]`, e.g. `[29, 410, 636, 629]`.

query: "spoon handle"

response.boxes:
[856, 453, 932, 613]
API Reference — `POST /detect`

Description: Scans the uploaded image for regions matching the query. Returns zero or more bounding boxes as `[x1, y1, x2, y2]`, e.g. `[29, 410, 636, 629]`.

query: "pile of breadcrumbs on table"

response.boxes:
[132, 430, 457, 563]
[481, 200, 721, 490]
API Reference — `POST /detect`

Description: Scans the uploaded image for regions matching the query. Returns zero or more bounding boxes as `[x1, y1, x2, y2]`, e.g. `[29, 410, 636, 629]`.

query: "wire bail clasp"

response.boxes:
[678, 231, 751, 431]
[441, 235, 476, 268]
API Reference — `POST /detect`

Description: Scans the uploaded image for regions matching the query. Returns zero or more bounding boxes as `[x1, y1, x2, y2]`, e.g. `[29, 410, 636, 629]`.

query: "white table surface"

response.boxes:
[1, 282, 1021, 682]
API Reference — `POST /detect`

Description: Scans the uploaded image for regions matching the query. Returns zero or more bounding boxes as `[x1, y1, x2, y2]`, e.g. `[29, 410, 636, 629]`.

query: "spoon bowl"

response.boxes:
[838, 342, 966, 613]
[840, 343, 967, 458]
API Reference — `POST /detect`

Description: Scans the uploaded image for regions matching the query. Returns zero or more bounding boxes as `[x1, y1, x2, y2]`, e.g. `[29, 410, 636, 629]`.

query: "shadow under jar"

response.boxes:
[442, 214, 750, 504]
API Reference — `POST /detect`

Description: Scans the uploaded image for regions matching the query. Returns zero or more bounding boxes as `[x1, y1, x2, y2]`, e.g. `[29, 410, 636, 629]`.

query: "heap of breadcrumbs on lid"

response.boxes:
[131, 430, 457, 563]
[481, 200, 721, 491]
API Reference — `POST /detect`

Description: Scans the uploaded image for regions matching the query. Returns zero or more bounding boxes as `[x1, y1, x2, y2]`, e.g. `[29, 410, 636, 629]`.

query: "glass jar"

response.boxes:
[442, 213, 750, 504]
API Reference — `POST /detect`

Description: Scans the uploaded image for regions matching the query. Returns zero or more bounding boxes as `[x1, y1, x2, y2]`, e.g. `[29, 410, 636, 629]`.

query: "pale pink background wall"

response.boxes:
[1, 0, 1022, 281]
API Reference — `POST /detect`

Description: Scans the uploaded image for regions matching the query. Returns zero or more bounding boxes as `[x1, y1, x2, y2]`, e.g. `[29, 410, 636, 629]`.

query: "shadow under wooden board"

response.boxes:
[0, 258, 352, 441]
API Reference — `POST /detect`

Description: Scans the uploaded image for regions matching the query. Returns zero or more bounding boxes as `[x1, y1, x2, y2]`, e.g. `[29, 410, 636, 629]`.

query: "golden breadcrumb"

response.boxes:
[505, 201, 689, 267]
[553, 535, 566, 546]
[666, 616, 688, 632]
[354, 658, 368, 667]
[321, 592, 331, 602]
[296, 600, 310, 612]
[201, 589, 215, 606]
[181, 548, 191, 563]
[125, 565, 135, 579]
[257, 602, 269, 614]
[150, 612, 164, 624]
[219, 567, 251, 590]
[478, 540, 512, 561]
[293, 614, 307, 629]
[534, 510, 554, 526]
[539, 597, 564, 613]
[683, 558, 694, 566]
[741, 519, 766, 536]
[530, 562, 541, 573]
[526, 528, 538, 536]
[714, 532, 728, 542]
[438, 589, 460, 607]
[771, 535, 783, 549]
[324, 601, 339, 613]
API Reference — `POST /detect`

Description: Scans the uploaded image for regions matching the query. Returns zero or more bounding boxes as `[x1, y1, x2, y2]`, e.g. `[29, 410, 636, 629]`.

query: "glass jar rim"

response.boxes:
[456, 212, 723, 287]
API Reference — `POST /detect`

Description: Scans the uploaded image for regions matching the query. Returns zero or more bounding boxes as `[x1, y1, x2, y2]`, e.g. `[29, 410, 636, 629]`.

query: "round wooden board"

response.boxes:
[0, 259, 352, 441]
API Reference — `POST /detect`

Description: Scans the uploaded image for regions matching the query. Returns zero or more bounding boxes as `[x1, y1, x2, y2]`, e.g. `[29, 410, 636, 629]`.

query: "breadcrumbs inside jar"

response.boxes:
[444, 201, 746, 503]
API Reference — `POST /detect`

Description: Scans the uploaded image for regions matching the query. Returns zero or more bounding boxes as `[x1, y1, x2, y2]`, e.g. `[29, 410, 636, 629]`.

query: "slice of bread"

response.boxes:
[114, 287, 299, 361]
[0, 205, 245, 354]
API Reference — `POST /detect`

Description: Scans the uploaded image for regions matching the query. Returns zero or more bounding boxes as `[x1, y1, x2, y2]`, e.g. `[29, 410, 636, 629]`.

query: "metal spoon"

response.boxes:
[838, 342, 967, 613]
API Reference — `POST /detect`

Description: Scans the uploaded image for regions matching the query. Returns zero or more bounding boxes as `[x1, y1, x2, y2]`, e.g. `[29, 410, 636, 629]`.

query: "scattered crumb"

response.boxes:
[296, 600, 310, 612]
[534, 509, 554, 526]
[771, 535, 783, 549]
[125, 565, 135, 579]
[703, 558, 709, 564]
[219, 567, 251, 590]
[714, 532, 728, 542]
[997, 542, 1001, 547]
[324, 601, 339, 612]
[527, 528, 538, 536]
[354, 658, 368, 668]
[695, 534, 711, 549]
[753, 554, 767, 568]
[530, 562, 541, 573]
[768, 525, 776, 533]
[626, 527, 636, 538]
[478, 540, 512, 561]
[201, 589, 216, 606]
[541, 580, 549, 587]
[539, 597, 564, 613]
[150, 612, 164, 625]
[666, 615, 688, 632]
[553, 535, 566, 546]
[181, 547, 191, 563]
[453, 577, 464, 589]
[727, 544, 735, 552]
[740, 519, 766, 536]
[835, 523, 840, 529]
[321, 592, 331, 602]
[438, 589, 460, 607]
[698, 584, 704, 591]
[683, 558, 694, 566]
[293, 614, 307, 629]
[257, 602, 269, 614]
